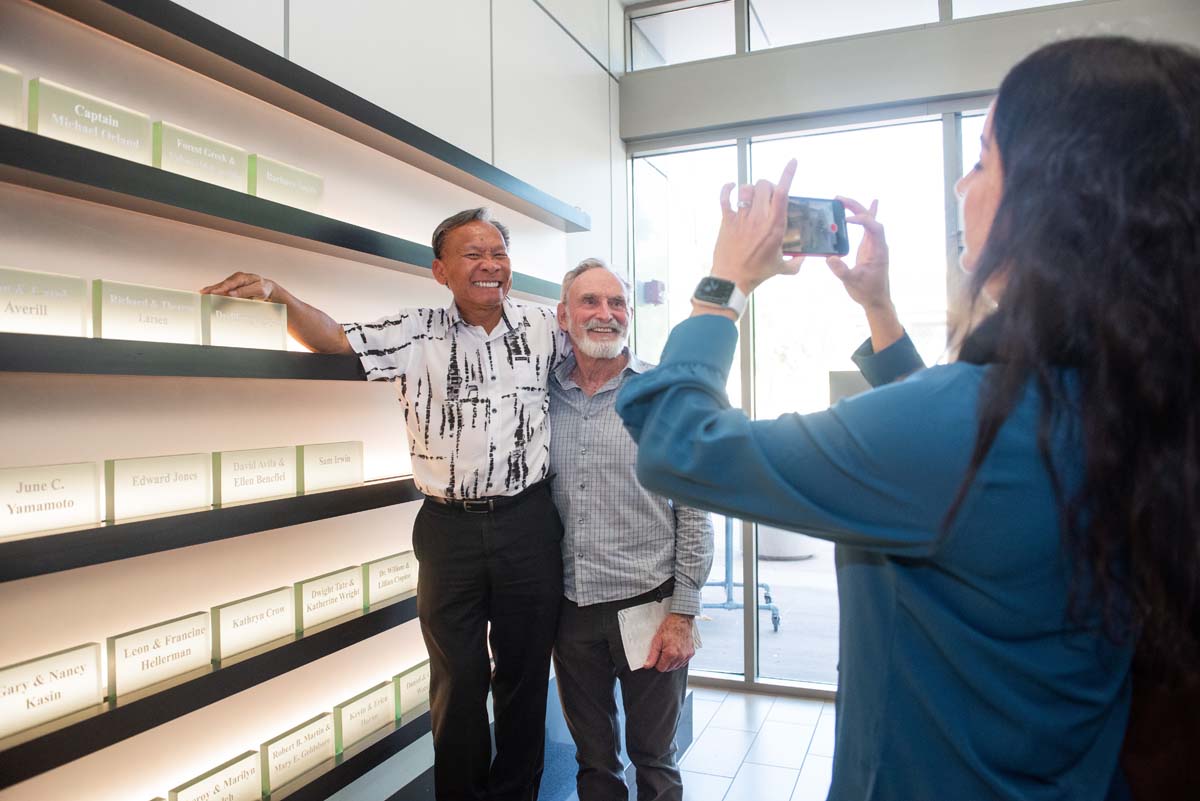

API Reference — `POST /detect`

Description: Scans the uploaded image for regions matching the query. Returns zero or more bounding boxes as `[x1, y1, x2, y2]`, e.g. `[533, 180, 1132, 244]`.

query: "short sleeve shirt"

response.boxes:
[343, 298, 564, 499]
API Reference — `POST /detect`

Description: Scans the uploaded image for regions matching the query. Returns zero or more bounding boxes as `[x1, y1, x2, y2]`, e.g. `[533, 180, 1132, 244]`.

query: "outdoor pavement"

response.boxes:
[694, 531, 839, 686]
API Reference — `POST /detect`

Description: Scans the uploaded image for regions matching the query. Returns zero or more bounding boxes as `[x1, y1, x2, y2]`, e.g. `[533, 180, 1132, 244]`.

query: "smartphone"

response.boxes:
[783, 196, 849, 257]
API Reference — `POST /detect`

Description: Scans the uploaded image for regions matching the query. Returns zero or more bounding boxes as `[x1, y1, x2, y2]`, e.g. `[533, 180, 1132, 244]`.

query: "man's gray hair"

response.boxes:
[431, 208, 511, 259]
[561, 258, 633, 304]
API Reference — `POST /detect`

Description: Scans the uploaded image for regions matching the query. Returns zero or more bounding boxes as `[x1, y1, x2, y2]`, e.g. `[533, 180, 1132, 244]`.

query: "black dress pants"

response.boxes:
[413, 483, 564, 801]
[553, 584, 689, 801]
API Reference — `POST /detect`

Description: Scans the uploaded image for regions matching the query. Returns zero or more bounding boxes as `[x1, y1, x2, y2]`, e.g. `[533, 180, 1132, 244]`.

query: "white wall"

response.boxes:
[288, 0, 494, 161]
[171, 0, 286, 55]
[165, 0, 628, 273]
[493, 0, 614, 272]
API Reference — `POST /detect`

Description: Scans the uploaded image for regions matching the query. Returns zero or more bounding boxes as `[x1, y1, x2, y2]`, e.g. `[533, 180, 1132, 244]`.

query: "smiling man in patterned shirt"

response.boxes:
[549, 259, 714, 801]
[202, 208, 566, 801]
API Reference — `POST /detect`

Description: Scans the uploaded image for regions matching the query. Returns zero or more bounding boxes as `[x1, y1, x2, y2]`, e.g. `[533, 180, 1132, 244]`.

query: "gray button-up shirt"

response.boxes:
[549, 350, 713, 616]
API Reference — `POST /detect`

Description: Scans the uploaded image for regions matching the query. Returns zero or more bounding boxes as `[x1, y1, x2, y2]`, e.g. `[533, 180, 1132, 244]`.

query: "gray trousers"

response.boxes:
[552, 587, 689, 801]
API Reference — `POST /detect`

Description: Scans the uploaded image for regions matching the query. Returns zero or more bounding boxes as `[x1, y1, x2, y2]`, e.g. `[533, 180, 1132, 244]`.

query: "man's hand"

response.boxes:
[200, 272, 353, 355]
[643, 613, 695, 673]
[200, 272, 278, 302]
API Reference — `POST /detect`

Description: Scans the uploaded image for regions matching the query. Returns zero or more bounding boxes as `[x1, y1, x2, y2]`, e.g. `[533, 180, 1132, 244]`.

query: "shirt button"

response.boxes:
[580, 448, 587, 455]
[577, 517, 584, 523]
[579, 482, 585, 489]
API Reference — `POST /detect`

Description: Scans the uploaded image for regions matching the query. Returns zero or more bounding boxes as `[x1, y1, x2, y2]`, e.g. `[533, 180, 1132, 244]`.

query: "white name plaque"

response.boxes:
[297, 441, 363, 494]
[153, 121, 248, 192]
[363, 551, 417, 610]
[93, 280, 202, 345]
[0, 643, 102, 740]
[334, 680, 396, 754]
[212, 446, 297, 508]
[395, 660, 431, 717]
[294, 566, 362, 633]
[28, 78, 152, 164]
[211, 586, 294, 662]
[105, 452, 211, 522]
[107, 611, 210, 698]
[168, 749, 259, 801]
[0, 64, 20, 128]
[0, 265, 90, 337]
[0, 461, 100, 540]
[260, 713, 335, 795]
[201, 294, 287, 350]
[248, 154, 323, 211]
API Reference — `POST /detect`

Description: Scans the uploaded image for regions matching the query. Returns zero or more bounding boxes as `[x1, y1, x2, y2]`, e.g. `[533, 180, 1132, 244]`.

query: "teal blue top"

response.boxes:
[615, 315, 1132, 801]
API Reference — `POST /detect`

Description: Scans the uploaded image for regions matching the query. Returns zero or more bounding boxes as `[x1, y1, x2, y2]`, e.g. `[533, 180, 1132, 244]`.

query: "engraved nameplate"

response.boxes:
[248, 154, 323, 211]
[260, 712, 334, 795]
[294, 566, 362, 633]
[168, 749, 259, 801]
[201, 294, 287, 350]
[212, 446, 297, 508]
[363, 551, 416, 610]
[0, 643, 102, 739]
[211, 586, 294, 662]
[153, 121, 248, 192]
[0, 265, 90, 337]
[297, 441, 363, 495]
[93, 279, 202, 345]
[0, 65, 23, 129]
[333, 680, 395, 754]
[0, 461, 100, 540]
[107, 611, 210, 698]
[28, 77, 151, 164]
[395, 659, 431, 718]
[105, 453, 211, 522]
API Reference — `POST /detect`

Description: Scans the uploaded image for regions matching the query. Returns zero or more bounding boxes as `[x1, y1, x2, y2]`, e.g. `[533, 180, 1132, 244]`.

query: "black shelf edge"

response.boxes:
[29, 0, 592, 234]
[0, 477, 423, 583]
[278, 712, 432, 801]
[0, 595, 419, 791]
[0, 332, 367, 380]
[0, 127, 562, 301]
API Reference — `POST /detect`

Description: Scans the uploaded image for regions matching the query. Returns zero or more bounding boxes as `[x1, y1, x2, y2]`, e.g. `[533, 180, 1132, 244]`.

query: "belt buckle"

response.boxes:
[462, 498, 493, 514]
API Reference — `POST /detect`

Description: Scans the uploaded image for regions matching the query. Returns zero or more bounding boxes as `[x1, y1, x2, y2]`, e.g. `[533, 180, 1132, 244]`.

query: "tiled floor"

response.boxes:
[680, 686, 835, 801]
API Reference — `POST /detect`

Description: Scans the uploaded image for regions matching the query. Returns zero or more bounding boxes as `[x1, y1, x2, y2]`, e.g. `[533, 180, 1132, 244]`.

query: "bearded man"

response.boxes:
[548, 258, 714, 801]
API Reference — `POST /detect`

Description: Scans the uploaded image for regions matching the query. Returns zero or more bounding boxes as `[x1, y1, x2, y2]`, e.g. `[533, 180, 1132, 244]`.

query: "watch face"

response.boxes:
[694, 277, 735, 305]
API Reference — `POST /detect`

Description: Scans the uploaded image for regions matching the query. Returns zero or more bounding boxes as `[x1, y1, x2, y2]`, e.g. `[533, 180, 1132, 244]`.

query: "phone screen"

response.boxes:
[783, 197, 849, 256]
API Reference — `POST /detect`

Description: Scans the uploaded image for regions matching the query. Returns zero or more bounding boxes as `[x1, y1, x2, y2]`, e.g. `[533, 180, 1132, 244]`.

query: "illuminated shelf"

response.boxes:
[0, 331, 367, 381]
[0, 127, 561, 300]
[0, 478, 423, 582]
[0, 595, 419, 791]
[24, 0, 591, 234]
[278, 712, 431, 801]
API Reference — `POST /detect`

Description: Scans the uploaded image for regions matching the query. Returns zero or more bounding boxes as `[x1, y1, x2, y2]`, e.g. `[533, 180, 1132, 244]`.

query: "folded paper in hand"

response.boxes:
[617, 596, 703, 671]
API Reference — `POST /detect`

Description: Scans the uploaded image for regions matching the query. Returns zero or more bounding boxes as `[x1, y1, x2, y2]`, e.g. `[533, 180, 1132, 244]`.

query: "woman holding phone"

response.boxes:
[616, 37, 1200, 800]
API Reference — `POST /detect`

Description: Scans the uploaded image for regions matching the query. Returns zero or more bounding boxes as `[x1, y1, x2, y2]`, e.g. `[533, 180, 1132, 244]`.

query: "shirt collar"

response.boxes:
[553, 346, 650, 391]
[447, 297, 519, 336]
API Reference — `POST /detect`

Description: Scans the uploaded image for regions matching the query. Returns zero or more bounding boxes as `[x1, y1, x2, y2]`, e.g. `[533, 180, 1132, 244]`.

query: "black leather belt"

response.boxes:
[425, 479, 550, 514]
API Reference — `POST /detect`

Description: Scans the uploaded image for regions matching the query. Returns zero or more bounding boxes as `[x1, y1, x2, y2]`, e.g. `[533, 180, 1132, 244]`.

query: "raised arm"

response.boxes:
[200, 272, 352, 354]
[826, 197, 905, 353]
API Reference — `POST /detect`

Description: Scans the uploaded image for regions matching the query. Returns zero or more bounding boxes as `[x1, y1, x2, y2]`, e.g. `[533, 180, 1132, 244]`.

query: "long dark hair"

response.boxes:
[950, 37, 1200, 680]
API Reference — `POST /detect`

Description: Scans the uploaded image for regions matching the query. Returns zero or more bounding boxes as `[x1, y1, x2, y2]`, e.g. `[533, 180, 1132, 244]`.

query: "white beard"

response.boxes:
[575, 335, 625, 360]
[568, 314, 628, 360]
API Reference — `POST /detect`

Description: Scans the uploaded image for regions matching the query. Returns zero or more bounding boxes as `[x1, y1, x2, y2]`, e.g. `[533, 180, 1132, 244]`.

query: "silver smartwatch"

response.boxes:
[692, 277, 748, 319]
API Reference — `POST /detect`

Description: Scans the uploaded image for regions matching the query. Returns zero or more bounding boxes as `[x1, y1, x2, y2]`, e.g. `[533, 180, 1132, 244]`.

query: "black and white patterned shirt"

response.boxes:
[549, 350, 714, 615]
[344, 298, 564, 499]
